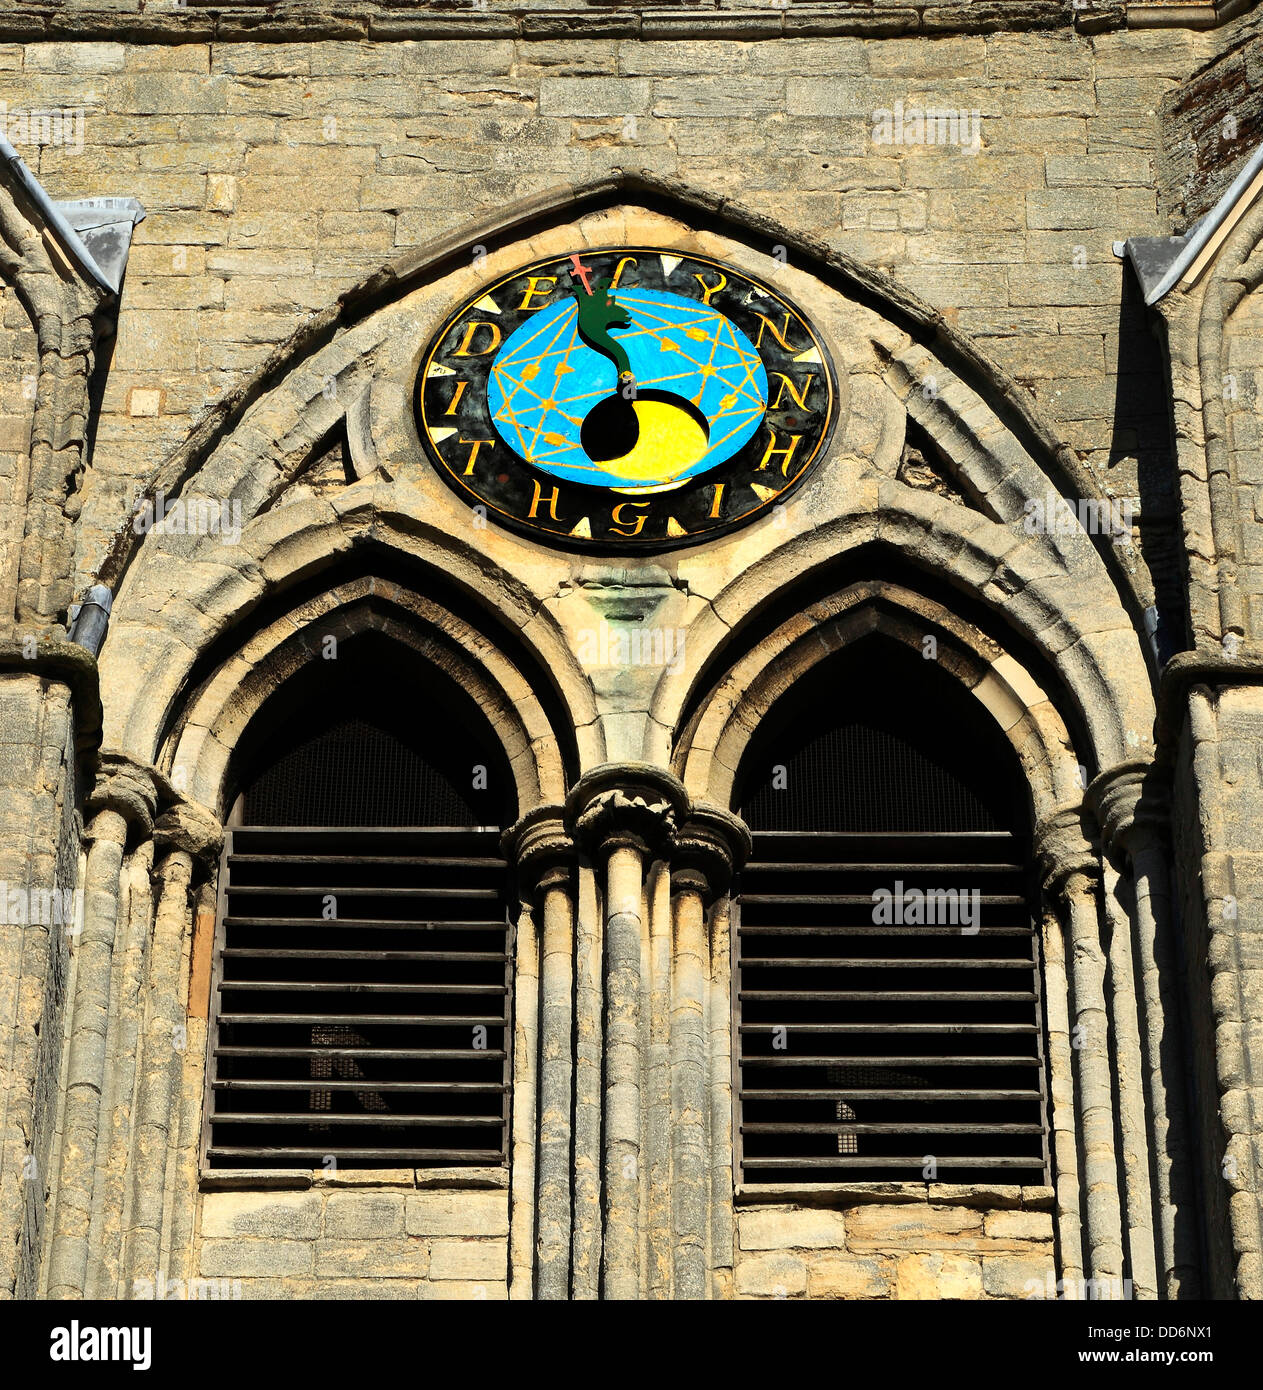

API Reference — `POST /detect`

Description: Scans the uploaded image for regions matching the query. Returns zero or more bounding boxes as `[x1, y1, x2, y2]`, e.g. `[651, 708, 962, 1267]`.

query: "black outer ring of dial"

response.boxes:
[414, 247, 839, 553]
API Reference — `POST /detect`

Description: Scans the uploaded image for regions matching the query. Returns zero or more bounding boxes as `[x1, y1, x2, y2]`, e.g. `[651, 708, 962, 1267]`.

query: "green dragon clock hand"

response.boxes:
[566, 267, 711, 469]
[571, 275, 634, 384]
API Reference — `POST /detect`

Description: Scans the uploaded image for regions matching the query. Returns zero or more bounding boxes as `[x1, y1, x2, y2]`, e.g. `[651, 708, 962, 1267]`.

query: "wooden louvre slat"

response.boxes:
[735, 830, 1050, 1185]
[228, 854, 504, 868]
[742, 1157, 1046, 1171]
[206, 1148, 497, 1163]
[215, 1046, 508, 1061]
[213, 1079, 504, 1093]
[204, 825, 512, 1171]
[223, 917, 505, 931]
[222, 948, 508, 962]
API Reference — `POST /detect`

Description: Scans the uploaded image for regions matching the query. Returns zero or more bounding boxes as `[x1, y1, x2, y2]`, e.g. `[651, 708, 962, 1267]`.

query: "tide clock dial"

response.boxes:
[416, 249, 837, 549]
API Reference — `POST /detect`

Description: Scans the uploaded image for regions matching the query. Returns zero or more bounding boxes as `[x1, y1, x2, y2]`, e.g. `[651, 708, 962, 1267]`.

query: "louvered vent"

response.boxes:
[734, 638, 1050, 1186]
[206, 826, 511, 1169]
[735, 830, 1047, 1183]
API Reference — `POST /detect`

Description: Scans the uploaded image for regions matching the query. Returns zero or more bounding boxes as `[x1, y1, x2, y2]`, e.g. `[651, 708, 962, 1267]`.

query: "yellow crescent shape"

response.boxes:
[604, 398, 709, 493]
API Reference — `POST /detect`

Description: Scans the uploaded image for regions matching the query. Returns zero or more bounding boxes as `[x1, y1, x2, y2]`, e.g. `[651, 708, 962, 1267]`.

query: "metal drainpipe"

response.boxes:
[68, 585, 113, 656]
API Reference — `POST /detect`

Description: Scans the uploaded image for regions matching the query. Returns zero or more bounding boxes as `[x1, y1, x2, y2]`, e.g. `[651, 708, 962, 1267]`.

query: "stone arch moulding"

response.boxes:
[654, 496, 1156, 787]
[98, 488, 603, 794]
[670, 577, 1087, 827]
[160, 575, 571, 821]
[93, 171, 1154, 785]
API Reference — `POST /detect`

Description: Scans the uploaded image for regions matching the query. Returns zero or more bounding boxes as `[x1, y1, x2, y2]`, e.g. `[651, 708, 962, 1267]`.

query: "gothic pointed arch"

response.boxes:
[95, 172, 1157, 789]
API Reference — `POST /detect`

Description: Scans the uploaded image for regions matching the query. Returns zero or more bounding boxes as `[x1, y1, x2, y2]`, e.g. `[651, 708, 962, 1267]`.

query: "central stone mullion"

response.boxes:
[563, 769, 749, 1301]
[568, 765, 690, 1300]
[603, 837, 648, 1300]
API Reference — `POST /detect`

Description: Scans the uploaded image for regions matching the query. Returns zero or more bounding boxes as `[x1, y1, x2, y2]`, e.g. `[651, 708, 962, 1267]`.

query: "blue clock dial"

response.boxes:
[417, 249, 836, 551]
[486, 288, 768, 493]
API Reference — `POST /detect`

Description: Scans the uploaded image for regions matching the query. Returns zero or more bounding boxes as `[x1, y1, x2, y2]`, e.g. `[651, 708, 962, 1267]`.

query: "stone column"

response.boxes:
[669, 805, 750, 1301]
[1099, 859, 1159, 1300]
[85, 835, 153, 1298]
[122, 800, 222, 1296]
[506, 900, 538, 1303]
[1039, 905, 1084, 1294]
[502, 807, 575, 1301]
[568, 766, 688, 1301]
[45, 757, 157, 1299]
[1037, 807, 1125, 1297]
[1090, 760, 1201, 1299]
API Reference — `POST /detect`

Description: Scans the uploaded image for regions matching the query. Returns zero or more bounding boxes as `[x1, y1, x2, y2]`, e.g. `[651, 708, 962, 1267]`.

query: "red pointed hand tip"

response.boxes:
[568, 252, 595, 295]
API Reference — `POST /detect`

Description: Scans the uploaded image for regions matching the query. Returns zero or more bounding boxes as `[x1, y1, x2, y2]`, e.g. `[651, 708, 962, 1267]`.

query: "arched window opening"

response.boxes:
[205, 634, 518, 1170]
[733, 639, 1049, 1186]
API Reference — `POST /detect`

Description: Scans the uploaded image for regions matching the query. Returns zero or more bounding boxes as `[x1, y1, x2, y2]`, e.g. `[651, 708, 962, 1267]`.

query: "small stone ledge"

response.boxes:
[734, 1182, 1057, 1211]
[0, 637, 102, 760]
[1155, 651, 1263, 748]
[199, 1165, 509, 1191]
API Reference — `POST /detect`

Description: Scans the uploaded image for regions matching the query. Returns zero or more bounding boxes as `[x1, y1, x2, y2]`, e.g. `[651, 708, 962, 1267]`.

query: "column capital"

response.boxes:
[154, 798, 224, 872]
[501, 804, 574, 899]
[1085, 757, 1172, 862]
[86, 749, 162, 835]
[1034, 803, 1100, 902]
[671, 803, 752, 903]
[565, 763, 690, 859]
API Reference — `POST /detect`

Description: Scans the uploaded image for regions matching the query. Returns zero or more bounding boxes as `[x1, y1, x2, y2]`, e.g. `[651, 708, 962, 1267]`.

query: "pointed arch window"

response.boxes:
[733, 640, 1050, 1185]
[203, 635, 517, 1170]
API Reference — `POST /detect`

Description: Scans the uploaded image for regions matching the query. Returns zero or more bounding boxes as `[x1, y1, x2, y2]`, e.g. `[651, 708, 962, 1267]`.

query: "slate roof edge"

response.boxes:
[0, 133, 119, 293]
[1114, 140, 1263, 305]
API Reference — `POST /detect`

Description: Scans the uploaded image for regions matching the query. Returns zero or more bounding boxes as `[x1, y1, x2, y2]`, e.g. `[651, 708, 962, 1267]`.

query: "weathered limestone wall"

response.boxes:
[0, 25, 1209, 629]
[2, 12, 1251, 1301]
[1219, 289, 1263, 646]
[734, 1192, 1056, 1300]
[194, 1179, 509, 1299]
[0, 282, 37, 630]
[1176, 686, 1263, 1299]
[0, 674, 81, 1300]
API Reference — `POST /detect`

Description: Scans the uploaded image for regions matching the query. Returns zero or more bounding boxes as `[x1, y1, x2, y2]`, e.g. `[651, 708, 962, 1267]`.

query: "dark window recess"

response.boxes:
[734, 642, 1050, 1186]
[206, 633, 516, 1169]
[206, 826, 512, 1170]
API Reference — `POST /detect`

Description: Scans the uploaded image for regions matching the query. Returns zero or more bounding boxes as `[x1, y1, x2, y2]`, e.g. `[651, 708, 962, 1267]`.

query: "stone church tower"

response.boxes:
[1, 0, 1261, 1302]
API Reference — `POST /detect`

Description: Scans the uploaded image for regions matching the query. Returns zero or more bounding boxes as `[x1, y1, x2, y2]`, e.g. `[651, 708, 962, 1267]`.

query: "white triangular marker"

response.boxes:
[428, 363, 455, 377]
[473, 295, 501, 315]
[660, 255, 682, 279]
[430, 427, 457, 444]
[569, 516, 592, 539]
[750, 483, 779, 502]
[794, 347, 822, 364]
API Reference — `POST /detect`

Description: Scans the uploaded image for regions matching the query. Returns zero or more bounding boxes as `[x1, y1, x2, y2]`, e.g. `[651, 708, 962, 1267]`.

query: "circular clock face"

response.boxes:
[416, 249, 837, 550]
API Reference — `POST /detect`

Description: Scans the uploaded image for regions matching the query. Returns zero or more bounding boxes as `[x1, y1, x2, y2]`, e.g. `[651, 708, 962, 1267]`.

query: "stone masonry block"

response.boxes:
[405, 1192, 509, 1238]
[895, 1253, 983, 1300]
[982, 1255, 1057, 1298]
[806, 1256, 890, 1299]
[738, 1208, 847, 1251]
[845, 1204, 983, 1251]
[322, 1192, 406, 1240]
[199, 1240, 314, 1278]
[734, 1253, 808, 1297]
[314, 1239, 429, 1279]
[420, 1280, 509, 1300]
[426, 1240, 508, 1281]
[199, 1191, 322, 1241]
[982, 1210, 1054, 1242]
[538, 77, 649, 118]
